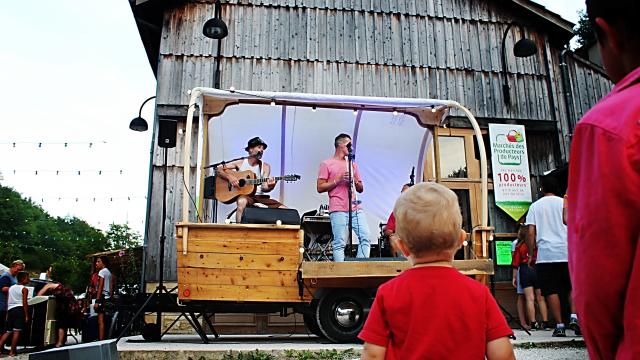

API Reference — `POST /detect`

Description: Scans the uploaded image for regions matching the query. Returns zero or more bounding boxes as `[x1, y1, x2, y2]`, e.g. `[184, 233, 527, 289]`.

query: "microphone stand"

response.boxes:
[346, 147, 354, 258]
[204, 153, 261, 223]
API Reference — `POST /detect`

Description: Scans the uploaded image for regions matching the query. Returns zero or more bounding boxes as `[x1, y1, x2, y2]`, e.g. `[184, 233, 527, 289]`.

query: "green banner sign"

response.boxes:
[495, 201, 531, 222]
[489, 124, 532, 221]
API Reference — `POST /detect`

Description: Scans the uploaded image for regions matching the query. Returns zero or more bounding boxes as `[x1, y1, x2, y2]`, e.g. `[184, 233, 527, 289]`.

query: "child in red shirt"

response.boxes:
[358, 182, 514, 359]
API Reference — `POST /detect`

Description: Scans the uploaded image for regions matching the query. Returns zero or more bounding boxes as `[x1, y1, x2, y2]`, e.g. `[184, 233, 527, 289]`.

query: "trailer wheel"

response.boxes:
[316, 289, 370, 343]
[141, 322, 161, 341]
[303, 313, 324, 338]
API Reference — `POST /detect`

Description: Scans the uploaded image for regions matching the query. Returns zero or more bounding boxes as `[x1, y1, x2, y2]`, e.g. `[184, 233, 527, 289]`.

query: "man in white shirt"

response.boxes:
[525, 176, 578, 337]
[216, 137, 286, 222]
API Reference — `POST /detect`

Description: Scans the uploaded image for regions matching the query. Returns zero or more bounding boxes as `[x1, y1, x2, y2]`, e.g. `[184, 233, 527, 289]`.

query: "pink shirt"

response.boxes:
[568, 66, 640, 360]
[318, 158, 362, 212]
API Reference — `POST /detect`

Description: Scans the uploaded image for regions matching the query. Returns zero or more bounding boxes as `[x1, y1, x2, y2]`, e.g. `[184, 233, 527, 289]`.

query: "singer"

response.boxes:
[216, 136, 286, 222]
[317, 133, 371, 261]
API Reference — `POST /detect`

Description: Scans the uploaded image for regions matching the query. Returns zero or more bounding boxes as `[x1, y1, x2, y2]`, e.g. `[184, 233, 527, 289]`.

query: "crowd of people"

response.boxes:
[0, 256, 114, 356]
[358, 0, 639, 358]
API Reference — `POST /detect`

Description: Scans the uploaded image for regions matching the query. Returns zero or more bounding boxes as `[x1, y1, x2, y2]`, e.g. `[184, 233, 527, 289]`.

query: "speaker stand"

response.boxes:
[117, 148, 219, 343]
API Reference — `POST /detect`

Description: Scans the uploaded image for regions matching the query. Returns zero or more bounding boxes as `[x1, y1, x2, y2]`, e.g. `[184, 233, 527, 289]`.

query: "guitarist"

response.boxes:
[216, 137, 286, 222]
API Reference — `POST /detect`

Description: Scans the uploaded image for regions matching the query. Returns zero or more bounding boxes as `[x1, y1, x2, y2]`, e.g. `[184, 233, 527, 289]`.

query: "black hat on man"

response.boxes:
[245, 137, 268, 151]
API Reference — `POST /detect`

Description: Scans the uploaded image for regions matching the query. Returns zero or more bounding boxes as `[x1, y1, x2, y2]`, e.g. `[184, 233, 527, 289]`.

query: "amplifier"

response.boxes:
[241, 207, 301, 225]
[302, 215, 331, 223]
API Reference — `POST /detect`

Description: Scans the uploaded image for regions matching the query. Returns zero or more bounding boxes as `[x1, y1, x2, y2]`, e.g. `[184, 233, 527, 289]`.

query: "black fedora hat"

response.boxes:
[245, 137, 268, 151]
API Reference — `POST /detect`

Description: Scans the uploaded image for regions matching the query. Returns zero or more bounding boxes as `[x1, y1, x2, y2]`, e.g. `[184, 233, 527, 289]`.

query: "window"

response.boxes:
[438, 136, 467, 178]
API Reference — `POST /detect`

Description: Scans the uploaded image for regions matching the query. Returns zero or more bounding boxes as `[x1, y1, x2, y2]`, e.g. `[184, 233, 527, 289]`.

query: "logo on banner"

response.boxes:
[489, 124, 532, 221]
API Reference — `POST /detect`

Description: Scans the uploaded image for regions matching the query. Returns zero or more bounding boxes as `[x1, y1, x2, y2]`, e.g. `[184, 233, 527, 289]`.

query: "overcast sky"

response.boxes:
[0, 1, 586, 236]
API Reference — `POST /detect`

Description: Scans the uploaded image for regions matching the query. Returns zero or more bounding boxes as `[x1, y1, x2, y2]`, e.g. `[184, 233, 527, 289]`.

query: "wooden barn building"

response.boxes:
[128, 0, 612, 332]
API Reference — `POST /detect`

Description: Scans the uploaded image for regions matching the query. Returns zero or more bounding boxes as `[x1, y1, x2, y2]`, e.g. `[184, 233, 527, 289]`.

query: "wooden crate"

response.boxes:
[176, 223, 304, 302]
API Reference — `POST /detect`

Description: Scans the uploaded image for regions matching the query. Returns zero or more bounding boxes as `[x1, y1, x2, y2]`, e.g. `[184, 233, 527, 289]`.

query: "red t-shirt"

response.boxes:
[568, 66, 640, 359]
[385, 213, 396, 232]
[511, 241, 536, 267]
[358, 266, 512, 359]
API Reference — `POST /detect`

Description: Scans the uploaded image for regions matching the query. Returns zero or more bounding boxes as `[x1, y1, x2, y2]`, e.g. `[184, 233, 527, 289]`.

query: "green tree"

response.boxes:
[0, 185, 133, 293]
[105, 223, 142, 250]
[575, 10, 597, 47]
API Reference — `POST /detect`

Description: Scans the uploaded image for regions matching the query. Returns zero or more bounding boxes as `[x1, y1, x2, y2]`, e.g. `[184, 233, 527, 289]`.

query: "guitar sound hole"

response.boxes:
[238, 179, 246, 187]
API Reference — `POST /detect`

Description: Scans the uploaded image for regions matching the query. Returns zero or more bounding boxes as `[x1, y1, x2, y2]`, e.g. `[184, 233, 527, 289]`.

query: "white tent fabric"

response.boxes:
[207, 104, 433, 243]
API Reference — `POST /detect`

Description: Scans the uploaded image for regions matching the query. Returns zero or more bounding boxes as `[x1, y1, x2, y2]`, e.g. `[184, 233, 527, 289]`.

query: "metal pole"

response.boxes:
[156, 147, 168, 328]
[501, 22, 515, 106]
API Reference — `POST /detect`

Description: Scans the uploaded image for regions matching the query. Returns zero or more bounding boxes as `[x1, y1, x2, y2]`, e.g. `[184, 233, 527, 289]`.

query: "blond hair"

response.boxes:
[11, 260, 25, 268]
[394, 182, 462, 257]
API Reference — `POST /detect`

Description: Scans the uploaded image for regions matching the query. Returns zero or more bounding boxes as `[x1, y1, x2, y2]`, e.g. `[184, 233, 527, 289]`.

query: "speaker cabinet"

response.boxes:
[29, 339, 118, 360]
[158, 119, 177, 148]
[204, 176, 216, 199]
[241, 207, 300, 225]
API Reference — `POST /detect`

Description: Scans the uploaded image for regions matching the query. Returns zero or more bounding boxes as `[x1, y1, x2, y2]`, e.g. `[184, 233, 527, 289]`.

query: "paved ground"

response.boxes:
[115, 329, 585, 359]
[515, 347, 587, 359]
[9, 329, 586, 359]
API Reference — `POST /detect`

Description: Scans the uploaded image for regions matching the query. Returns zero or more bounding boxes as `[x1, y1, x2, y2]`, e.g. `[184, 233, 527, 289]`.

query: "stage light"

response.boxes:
[501, 22, 537, 106]
[129, 96, 155, 132]
[203, 17, 228, 40]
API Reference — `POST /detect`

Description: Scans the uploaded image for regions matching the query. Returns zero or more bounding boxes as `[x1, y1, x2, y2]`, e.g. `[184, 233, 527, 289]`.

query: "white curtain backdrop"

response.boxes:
[207, 104, 433, 243]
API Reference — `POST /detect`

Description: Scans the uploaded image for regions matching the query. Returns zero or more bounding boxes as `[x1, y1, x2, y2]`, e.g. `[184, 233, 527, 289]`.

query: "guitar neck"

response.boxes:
[246, 176, 288, 185]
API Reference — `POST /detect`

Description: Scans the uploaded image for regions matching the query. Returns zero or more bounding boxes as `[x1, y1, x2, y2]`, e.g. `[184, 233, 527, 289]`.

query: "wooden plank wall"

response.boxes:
[157, 0, 551, 121]
[145, 0, 613, 282]
[565, 54, 612, 136]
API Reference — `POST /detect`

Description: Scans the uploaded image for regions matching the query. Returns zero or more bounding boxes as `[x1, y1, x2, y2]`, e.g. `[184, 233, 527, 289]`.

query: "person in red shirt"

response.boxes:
[567, 1, 640, 358]
[383, 183, 412, 257]
[359, 182, 514, 360]
[511, 225, 549, 331]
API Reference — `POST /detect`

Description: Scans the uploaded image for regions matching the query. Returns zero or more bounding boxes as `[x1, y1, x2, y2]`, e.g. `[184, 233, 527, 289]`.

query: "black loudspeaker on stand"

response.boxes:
[118, 118, 216, 343]
[158, 119, 177, 148]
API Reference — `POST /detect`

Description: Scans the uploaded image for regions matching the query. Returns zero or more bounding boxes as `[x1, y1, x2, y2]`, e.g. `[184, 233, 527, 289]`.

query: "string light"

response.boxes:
[270, 99, 276, 106]
[392, 109, 398, 116]
[311, 106, 317, 112]
[1, 169, 129, 176]
[1, 141, 107, 148]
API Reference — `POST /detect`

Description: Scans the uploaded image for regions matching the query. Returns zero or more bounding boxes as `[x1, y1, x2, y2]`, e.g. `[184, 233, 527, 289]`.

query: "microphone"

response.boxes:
[409, 166, 415, 185]
[346, 142, 352, 150]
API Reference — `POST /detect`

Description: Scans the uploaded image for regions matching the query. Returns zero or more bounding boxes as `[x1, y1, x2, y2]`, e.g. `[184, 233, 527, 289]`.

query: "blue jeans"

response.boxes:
[329, 210, 371, 261]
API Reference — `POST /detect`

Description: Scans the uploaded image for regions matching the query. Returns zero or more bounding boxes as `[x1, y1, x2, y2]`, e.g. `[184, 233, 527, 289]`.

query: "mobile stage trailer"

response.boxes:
[174, 88, 494, 343]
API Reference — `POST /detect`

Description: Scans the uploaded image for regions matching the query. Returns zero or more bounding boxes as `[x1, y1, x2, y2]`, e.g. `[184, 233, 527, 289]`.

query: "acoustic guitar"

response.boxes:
[215, 170, 301, 204]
